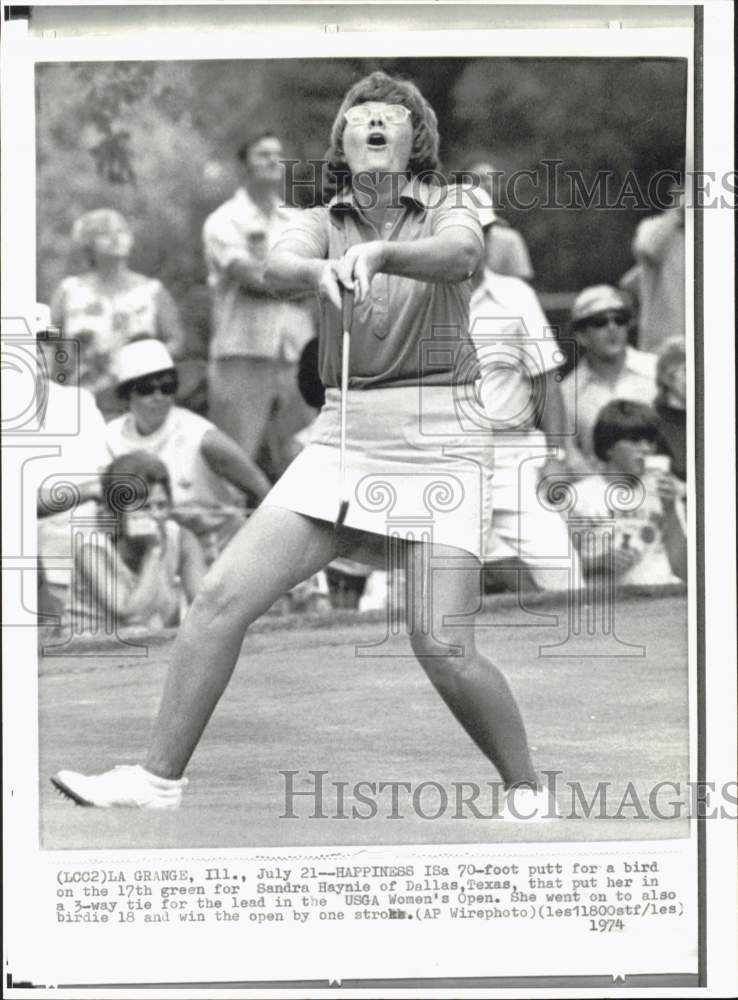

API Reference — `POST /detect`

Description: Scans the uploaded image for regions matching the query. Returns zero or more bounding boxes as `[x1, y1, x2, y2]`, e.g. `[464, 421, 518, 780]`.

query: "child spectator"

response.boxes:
[72, 452, 205, 632]
[105, 339, 271, 562]
[572, 400, 687, 585]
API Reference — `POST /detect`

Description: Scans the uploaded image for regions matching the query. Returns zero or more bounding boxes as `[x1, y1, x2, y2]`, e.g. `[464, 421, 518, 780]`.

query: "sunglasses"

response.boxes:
[131, 376, 177, 397]
[587, 312, 630, 329]
[344, 104, 411, 126]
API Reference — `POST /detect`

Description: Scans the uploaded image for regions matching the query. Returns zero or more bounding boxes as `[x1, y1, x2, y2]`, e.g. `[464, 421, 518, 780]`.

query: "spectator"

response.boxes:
[105, 339, 271, 562]
[469, 189, 578, 592]
[559, 285, 658, 469]
[467, 162, 534, 281]
[202, 131, 316, 462]
[50, 208, 186, 419]
[72, 452, 205, 632]
[654, 337, 687, 483]
[629, 190, 685, 353]
[35, 304, 109, 624]
[572, 400, 687, 585]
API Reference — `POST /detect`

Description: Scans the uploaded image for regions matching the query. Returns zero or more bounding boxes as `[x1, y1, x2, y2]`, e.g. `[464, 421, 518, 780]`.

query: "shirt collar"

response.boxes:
[328, 176, 437, 215]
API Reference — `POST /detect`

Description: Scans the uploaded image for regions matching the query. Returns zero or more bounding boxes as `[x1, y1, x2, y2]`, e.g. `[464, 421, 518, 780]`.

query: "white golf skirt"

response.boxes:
[263, 384, 494, 558]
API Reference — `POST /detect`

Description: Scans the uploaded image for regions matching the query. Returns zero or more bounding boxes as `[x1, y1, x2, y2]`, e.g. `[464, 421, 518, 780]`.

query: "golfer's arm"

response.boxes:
[380, 228, 481, 284]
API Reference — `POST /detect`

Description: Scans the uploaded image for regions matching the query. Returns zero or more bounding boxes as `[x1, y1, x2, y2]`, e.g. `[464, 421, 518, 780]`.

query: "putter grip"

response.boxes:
[342, 288, 354, 333]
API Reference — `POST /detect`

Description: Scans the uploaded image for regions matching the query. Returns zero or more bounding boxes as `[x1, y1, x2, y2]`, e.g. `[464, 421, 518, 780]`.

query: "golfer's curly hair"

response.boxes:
[326, 71, 441, 187]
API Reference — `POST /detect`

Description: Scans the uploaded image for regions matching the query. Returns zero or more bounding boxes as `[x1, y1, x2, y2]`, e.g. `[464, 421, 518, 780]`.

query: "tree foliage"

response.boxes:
[36, 56, 686, 349]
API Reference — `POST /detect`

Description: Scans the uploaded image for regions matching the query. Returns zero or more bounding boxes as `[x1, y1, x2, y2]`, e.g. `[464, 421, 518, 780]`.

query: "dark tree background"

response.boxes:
[36, 57, 687, 354]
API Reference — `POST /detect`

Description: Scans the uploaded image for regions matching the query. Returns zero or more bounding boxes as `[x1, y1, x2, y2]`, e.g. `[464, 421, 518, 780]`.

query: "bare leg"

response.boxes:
[406, 543, 537, 789]
[145, 506, 338, 778]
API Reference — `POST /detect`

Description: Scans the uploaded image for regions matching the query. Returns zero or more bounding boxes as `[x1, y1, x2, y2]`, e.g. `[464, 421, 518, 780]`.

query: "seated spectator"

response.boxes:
[72, 452, 205, 632]
[559, 285, 658, 470]
[572, 400, 687, 585]
[50, 208, 186, 419]
[654, 337, 687, 483]
[105, 339, 271, 562]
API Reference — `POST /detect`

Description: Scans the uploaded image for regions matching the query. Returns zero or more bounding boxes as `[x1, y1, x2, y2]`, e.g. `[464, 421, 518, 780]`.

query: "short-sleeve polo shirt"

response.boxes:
[269, 179, 484, 390]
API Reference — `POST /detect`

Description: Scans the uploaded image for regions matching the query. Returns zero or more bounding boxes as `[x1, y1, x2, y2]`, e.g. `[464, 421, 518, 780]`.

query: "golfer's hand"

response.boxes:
[336, 241, 386, 304]
[317, 260, 343, 311]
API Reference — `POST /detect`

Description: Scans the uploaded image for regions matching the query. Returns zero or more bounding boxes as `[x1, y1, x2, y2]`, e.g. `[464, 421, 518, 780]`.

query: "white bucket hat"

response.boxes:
[113, 338, 175, 387]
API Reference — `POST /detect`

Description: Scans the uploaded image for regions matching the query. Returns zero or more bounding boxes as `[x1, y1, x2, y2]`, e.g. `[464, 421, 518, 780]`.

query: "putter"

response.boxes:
[335, 287, 354, 528]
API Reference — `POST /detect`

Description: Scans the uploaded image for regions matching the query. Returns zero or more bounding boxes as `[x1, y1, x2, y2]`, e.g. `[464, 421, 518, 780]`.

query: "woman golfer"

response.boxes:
[53, 72, 553, 819]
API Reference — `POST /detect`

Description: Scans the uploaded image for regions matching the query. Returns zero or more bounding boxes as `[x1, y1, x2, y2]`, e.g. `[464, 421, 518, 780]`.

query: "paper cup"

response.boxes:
[644, 454, 671, 473]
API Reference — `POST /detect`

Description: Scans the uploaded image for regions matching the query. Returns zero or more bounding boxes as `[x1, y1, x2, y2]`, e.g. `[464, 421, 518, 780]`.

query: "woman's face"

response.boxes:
[91, 221, 133, 263]
[128, 372, 177, 435]
[122, 482, 171, 541]
[342, 102, 414, 177]
[141, 482, 171, 524]
[606, 437, 655, 477]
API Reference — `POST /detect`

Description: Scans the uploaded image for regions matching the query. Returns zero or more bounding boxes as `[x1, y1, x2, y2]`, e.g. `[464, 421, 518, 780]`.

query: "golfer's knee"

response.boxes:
[409, 628, 477, 678]
[191, 569, 241, 627]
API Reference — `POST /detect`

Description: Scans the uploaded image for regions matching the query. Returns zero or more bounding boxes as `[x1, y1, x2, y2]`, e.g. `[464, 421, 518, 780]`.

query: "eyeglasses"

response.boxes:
[587, 312, 630, 329]
[343, 104, 411, 126]
[131, 376, 177, 397]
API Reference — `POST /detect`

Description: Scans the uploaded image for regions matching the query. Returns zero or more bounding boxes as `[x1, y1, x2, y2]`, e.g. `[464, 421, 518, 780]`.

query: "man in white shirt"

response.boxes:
[470, 192, 578, 592]
[202, 132, 316, 462]
[559, 285, 658, 470]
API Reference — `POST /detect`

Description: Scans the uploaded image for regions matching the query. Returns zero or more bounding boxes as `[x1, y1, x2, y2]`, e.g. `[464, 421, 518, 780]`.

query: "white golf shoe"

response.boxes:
[500, 784, 561, 822]
[51, 765, 187, 810]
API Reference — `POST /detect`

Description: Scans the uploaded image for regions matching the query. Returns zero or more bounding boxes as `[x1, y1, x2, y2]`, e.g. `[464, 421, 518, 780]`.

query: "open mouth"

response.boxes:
[367, 131, 387, 149]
